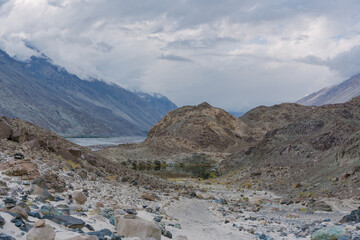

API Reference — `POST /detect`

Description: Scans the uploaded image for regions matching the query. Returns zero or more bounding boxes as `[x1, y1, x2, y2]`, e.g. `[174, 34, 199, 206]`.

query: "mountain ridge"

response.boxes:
[0, 49, 177, 137]
[297, 73, 360, 106]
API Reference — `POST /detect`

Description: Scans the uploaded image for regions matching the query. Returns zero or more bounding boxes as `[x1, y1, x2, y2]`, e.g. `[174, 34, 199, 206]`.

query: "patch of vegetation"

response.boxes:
[3, 170, 13, 176]
[67, 160, 81, 169]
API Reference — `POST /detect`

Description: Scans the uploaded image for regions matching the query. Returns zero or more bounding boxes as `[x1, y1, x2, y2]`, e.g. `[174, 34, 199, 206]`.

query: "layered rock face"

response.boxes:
[145, 102, 251, 154]
[220, 96, 360, 198]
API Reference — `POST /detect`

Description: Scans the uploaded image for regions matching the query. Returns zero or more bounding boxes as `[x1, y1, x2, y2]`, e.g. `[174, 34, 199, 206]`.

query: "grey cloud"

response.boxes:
[167, 37, 238, 50]
[95, 42, 113, 53]
[298, 45, 360, 78]
[0, 0, 359, 112]
[158, 54, 192, 63]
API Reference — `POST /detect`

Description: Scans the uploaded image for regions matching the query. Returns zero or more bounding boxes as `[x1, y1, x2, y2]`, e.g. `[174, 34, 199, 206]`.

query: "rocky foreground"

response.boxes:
[1, 157, 360, 240]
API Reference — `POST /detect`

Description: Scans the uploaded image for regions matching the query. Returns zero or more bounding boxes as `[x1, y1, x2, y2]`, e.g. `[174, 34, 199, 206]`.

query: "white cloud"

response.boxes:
[0, 0, 359, 111]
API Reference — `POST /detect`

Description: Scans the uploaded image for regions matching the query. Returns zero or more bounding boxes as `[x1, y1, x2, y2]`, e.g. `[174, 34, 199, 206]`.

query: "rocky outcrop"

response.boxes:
[0, 116, 177, 190]
[145, 102, 249, 154]
[0, 118, 12, 139]
[220, 96, 360, 198]
[0, 160, 40, 180]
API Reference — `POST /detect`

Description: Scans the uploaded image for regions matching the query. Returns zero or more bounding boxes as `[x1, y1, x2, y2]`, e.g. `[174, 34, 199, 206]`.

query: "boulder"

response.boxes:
[201, 193, 215, 200]
[141, 192, 156, 201]
[0, 160, 40, 180]
[311, 226, 346, 240]
[8, 206, 28, 220]
[72, 191, 87, 205]
[115, 215, 161, 240]
[309, 201, 332, 212]
[68, 148, 82, 158]
[43, 215, 85, 229]
[65, 236, 98, 240]
[340, 207, 360, 223]
[26, 224, 55, 240]
[0, 118, 12, 139]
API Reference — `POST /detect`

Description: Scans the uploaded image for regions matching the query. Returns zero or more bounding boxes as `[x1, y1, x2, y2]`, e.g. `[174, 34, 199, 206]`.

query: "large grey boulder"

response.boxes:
[26, 224, 55, 240]
[115, 215, 161, 240]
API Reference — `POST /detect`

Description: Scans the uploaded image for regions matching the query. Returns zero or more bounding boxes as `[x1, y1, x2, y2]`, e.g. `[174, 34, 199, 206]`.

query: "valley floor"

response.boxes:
[2, 165, 360, 240]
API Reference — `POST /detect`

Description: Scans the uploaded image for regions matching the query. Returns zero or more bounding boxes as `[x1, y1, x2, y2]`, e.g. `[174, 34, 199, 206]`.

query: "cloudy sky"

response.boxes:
[0, 0, 360, 111]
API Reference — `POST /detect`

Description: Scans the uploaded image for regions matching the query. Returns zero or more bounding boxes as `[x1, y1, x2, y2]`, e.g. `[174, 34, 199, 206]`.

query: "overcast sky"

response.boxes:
[1, 0, 360, 111]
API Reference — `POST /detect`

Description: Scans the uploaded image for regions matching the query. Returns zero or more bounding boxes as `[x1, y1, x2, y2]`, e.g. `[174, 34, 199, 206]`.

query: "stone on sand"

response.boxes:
[26, 224, 55, 240]
[115, 215, 161, 240]
[72, 191, 87, 205]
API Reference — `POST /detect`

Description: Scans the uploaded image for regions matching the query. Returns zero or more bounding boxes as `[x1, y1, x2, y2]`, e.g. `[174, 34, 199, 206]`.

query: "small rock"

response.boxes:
[35, 220, 46, 228]
[0, 233, 16, 240]
[154, 216, 163, 222]
[141, 192, 156, 201]
[0, 215, 5, 227]
[72, 191, 87, 205]
[4, 198, 16, 208]
[125, 209, 137, 215]
[280, 199, 293, 205]
[164, 230, 172, 238]
[14, 153, 25, 160]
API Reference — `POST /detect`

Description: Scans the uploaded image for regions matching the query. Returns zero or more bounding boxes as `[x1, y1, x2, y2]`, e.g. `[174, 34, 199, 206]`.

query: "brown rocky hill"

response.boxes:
[220, 97, 360, 199]
[239, 103, 311, 143]
[144, 102, 252, 154]
[0, 116, 177, 190]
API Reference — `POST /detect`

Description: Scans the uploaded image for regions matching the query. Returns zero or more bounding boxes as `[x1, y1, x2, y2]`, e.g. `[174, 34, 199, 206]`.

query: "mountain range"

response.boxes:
[297, 73, 360, 106]
[0, 50, 177, 137]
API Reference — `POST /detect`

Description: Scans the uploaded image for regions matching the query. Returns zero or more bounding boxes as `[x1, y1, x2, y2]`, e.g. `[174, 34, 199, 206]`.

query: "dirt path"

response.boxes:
[166, 197, 254, 240]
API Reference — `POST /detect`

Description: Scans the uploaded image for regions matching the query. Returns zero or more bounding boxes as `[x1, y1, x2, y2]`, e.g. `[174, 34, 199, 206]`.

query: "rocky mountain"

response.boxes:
[220, 97, 360, 198]
[135, 92, 177, 117]
[3, 116, 359, 240]
[297, 73, 360, 106]
[0, 50, 176, 137]
[144, 102, 253, 154]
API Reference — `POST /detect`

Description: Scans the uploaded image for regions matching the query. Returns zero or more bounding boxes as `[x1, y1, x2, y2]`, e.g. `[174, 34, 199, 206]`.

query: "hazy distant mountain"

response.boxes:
[0, 50, 175, 137]
[297, 73, 360, 106]
[135, 92, 177, 116]
[228, 111, 245, 117]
